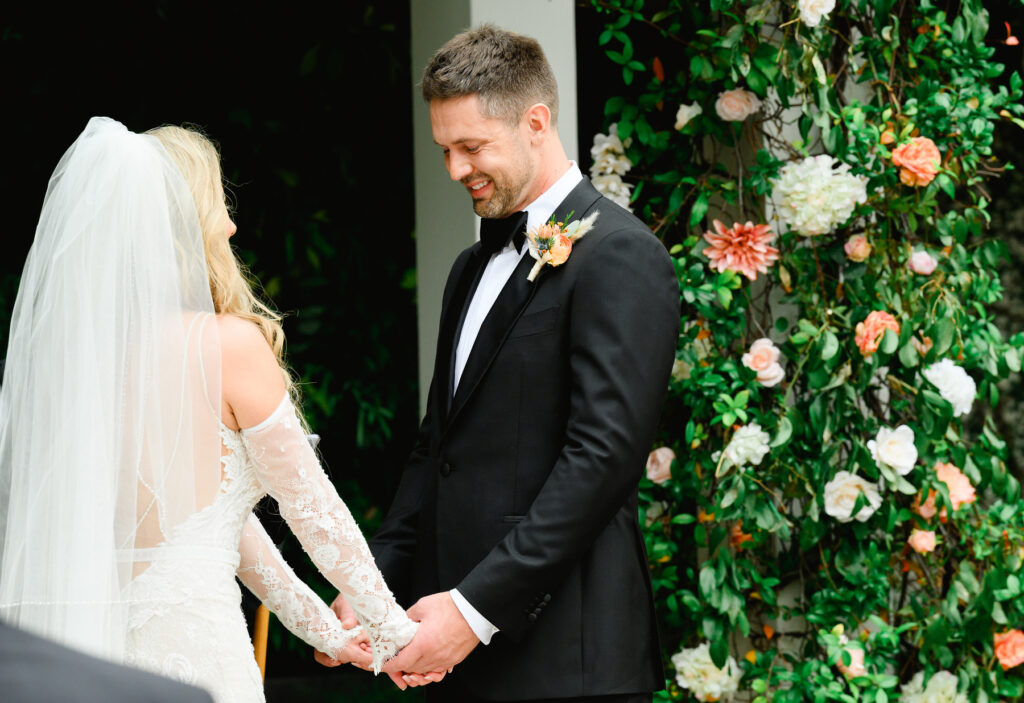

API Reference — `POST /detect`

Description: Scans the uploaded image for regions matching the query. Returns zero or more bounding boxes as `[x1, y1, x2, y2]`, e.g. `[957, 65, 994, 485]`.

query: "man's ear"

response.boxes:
[522, 103, 552, 144]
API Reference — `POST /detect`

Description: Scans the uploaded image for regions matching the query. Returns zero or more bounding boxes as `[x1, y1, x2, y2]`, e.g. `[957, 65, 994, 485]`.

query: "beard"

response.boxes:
[465, 151, 533, 219]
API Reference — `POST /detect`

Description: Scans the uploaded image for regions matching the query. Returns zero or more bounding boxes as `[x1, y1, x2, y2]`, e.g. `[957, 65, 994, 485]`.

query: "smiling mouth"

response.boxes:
[464, 177, 492, 196]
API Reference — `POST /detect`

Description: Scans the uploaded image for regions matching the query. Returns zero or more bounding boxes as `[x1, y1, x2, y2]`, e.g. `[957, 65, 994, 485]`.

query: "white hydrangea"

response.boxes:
[901, 670, 967, 703]
[771, 154, 867, 236]
[715, 423, 771, 473]
[591, 173, 634, 211]
[671, 643, 742, 701]
[922, 359, 976, 417]
[590, 123, 634, 212]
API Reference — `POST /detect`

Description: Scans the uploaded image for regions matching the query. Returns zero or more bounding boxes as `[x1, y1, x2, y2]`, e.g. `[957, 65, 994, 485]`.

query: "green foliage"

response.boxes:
[591, 0, 1024, 699]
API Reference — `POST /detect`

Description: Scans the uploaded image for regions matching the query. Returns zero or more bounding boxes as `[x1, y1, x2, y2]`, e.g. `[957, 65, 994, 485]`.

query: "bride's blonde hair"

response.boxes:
[147, 124, 297, 400]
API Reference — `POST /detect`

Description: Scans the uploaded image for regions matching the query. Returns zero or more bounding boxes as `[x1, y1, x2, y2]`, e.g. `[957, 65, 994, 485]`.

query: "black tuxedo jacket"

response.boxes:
[370, 178, 679, 700]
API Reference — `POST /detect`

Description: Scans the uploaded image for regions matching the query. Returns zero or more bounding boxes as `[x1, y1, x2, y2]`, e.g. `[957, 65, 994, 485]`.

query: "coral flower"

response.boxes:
[730, 521, 754, 549]
[703, 220, 779, 281]
[995, 630, 1024, 670]
[854, 311, 900, 356]
[892, 136, 941, 187]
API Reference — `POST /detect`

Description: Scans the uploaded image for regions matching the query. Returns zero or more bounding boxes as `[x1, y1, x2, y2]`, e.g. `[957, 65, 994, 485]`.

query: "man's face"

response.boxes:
[430, 95, 534, 218]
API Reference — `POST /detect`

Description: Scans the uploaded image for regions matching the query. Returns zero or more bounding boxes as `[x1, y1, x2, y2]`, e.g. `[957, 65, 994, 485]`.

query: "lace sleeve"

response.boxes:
[237, 513, 359, 661]
[240, 397, 418, 673]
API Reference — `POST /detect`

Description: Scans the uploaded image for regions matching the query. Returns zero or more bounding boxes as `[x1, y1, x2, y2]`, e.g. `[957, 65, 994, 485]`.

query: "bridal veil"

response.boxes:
[0, 117, 222, 661]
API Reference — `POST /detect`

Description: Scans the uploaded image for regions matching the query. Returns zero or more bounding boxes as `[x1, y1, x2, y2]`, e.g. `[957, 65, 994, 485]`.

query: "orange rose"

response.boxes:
[995, 629, 1024, 670]
[892, 136, 941, 187]
[730, 521, 753, 549]
[854, 310, 900, 356]
[548, 234, 573, 266]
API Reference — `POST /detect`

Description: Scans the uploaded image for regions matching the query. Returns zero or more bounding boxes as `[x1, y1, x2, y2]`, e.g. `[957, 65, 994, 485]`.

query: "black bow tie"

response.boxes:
[480, 211, 528, 255]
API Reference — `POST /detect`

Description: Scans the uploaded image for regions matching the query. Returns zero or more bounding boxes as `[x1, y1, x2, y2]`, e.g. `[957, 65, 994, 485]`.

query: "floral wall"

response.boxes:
[582, 0, 1024, 700]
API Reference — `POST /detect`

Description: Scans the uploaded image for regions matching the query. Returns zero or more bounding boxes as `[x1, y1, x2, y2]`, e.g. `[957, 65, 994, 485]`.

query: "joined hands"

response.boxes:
[314, 591, 480, 690]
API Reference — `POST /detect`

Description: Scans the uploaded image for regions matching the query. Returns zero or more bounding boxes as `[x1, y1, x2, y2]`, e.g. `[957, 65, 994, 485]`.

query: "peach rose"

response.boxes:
[836, 645, 866, 678]
[892, 136, 941, 187]
[911, 335, 933, 357]
[907, 528, 937, 554]
[854, 310, 900, 356]
[844, 235, 871, 262]
[914, 461, 976, 520]
[742, 338, 785, 387]
[715, 88, 762, 122]
[908, 250, 938, 275]
[935, 461, 976, 510]
[646, 447, 675, 485]
[995, 629, 1024, 670]
[547, 234, 573, 266]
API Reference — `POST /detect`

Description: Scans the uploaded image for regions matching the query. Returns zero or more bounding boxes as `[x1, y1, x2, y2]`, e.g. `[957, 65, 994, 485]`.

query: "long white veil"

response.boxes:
[0, 117, 222, 661]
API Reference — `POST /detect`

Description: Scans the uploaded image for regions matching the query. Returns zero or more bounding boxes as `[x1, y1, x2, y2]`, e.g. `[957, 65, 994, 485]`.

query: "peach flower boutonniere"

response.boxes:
[526, 211, 599, 282]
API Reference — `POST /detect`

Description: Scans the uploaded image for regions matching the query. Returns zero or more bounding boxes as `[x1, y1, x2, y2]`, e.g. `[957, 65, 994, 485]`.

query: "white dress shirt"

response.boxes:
[449, 162, 584, 645]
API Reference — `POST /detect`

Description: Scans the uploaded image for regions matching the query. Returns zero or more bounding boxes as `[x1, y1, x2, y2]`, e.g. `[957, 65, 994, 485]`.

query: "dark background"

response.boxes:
[2, 1, 1023, 700]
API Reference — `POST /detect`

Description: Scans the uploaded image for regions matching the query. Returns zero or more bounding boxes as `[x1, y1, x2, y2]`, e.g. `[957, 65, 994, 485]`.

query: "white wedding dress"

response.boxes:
[122, 395, 418, 703]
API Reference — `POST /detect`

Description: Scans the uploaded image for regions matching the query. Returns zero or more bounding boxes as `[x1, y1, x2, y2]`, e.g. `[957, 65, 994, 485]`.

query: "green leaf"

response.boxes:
[931, 319, 955, 356]
[880, 328, 899, 355]
[771, 416, 793, 448]
[690, 190, 710, 227]
[899, 342, 920, 368]
[820, 331, 840, 361]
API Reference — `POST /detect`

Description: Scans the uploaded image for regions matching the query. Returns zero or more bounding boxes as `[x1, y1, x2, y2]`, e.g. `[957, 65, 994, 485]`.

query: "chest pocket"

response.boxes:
[508, 306, 560, 340]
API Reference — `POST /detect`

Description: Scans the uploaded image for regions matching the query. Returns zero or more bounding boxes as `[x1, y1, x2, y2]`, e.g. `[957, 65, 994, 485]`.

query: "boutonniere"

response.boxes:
[525, 211, 599, 282]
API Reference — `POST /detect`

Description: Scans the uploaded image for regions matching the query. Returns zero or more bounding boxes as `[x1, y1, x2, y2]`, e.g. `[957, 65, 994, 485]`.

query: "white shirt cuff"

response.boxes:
[450, 588, 499, 645]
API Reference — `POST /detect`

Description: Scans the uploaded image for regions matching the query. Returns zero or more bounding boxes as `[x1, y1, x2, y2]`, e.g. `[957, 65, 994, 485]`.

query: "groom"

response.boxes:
[324, 26, 678, 701]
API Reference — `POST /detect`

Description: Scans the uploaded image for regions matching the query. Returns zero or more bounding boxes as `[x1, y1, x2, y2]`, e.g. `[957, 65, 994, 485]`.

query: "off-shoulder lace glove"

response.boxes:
[237, 513, 359, 662]
[240, 396, 418, 673]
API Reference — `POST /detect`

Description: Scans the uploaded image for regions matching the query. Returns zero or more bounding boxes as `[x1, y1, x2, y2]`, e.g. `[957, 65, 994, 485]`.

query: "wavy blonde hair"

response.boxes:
[147, 125, 297, 401]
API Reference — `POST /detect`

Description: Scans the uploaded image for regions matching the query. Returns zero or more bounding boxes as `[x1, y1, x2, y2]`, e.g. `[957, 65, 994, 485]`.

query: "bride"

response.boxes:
[0, 117, 432, 702]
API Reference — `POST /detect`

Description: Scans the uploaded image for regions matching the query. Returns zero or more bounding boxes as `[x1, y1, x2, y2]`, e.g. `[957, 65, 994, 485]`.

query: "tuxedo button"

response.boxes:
[527, 613, 538, 622]
[543, 594, 551, 603]
[440, 462, 452, 477]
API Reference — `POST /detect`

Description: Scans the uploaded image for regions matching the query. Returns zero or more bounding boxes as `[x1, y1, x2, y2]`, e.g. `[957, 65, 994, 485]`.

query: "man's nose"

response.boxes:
[447, 152, 473, 181]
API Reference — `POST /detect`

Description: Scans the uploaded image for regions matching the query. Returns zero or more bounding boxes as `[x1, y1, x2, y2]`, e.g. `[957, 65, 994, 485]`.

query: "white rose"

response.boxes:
[824, 470, 882, 523]
[646, 447, 675, 485]
[718, 423, 771, 472]
[671, 643, 742, 701]
[715, 89, 762, 122]
[672, 358, 692, 381]
[922, 359, 976, 417]
[867, 424, 918, 476]
[771, 154, 867, 236]
[645, 500, 669, 527]
[901, 670, 968, 703]
[798, 0, 837, 28]
[675, 102, 703, 130]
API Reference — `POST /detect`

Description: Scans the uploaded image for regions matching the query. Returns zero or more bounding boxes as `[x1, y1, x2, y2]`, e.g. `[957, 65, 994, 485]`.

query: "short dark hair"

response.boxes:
[421, 25, 559, 126]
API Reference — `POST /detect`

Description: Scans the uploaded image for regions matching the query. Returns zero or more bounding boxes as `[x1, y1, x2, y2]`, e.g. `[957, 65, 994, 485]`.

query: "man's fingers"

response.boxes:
[387, 672, 408, 691]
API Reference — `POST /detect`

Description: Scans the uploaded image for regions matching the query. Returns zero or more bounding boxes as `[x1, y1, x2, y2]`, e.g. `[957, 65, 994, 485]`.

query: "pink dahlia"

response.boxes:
[703, 220, 779, 281]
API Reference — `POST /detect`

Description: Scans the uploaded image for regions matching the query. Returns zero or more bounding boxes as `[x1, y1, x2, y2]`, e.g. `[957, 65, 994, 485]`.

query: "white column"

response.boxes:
[410, 0, 578, 412]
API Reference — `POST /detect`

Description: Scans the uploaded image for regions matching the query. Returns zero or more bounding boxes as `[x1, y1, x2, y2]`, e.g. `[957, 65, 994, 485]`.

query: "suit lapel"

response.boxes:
[434, 246, 488, 418]
[445, 178, 604, 430]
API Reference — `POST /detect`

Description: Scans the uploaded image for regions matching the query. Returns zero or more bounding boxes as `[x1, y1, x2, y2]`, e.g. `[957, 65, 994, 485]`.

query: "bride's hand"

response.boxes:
[316, 628, 373, 669]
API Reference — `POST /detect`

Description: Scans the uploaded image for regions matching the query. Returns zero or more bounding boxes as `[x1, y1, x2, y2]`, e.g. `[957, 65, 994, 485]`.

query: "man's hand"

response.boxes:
[382, 592, 480, 686]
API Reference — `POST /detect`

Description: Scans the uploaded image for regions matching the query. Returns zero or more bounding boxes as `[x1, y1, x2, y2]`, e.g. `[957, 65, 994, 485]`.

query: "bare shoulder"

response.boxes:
[216, 314, 288, 428]
[216, 314, 271, 355]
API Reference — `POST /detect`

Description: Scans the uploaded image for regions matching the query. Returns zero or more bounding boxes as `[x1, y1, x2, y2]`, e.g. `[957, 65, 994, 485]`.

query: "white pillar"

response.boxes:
[410, 0, 579, 412]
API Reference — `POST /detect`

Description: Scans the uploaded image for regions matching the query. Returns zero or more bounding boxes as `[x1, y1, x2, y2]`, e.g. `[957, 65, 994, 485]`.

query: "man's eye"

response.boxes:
[466, 145, 481, 153]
